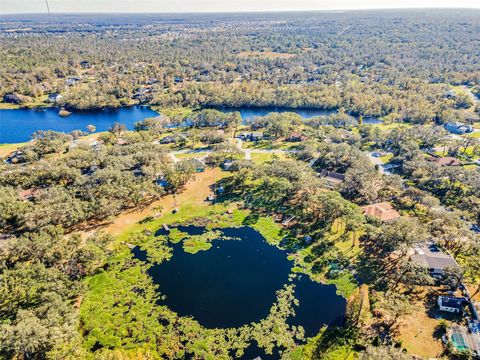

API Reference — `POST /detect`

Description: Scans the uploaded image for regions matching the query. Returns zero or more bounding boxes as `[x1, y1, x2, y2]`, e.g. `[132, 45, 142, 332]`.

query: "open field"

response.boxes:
[237, 51, 297, 59]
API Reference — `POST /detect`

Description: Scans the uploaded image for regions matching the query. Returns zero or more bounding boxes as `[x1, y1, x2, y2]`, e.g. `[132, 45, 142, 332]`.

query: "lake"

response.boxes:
[133, 226, 345, 337]
[221, 107, 383, 125]
[0, 106, 159, 144]
[0, 106, 382, 144]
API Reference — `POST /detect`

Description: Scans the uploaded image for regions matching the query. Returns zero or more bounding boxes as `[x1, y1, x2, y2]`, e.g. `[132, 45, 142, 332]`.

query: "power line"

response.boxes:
[45, 0, 51, 17]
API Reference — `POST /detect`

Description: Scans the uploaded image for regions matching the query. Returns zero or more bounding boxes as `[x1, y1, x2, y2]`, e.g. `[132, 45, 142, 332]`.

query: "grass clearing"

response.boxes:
[250, 151, 286, 164]
[237, 51, 297, 59]
[0, 142, 26, 156]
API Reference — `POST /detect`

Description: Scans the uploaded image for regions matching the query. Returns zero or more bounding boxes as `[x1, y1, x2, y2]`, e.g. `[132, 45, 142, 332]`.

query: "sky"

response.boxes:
[1, 0, 480, 14]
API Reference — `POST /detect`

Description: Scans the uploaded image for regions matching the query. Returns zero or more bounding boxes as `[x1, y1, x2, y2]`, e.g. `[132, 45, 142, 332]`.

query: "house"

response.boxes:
[240, 132, 264, 142]
[287, 132, 307, 142]
[3, 93, 22, 104]
[319, 169, 345, 187]
[47, 93, 63, 103]
[188, 158, 206, 173]
[438, 296, 465, 313]
[222, 160, 234, 171]
[427, 156, 461, 167]
[444, 122, 474, 135]
[66, 77, 80, 86]
[411, 243, 458, 278]
[361, 202, 400, 222]
[80, 60, 91, 69]
[160, 135, 176, 144]
[18, 188, 41, 201]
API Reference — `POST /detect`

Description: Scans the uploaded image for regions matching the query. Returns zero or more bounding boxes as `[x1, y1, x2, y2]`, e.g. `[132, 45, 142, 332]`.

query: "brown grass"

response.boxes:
[81, 168, 223, 238]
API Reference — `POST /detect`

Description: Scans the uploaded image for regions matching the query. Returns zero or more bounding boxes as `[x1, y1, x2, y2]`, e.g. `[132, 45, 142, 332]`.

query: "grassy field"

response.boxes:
[237, 51, 297, 59]
[250, 151, 287, 164]
[0, 142, 27, 157]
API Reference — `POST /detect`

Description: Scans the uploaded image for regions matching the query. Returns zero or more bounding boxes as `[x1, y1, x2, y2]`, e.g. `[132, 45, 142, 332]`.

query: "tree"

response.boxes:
[109, 122, 127, 137]
[360, 345, 412, 360]
[86, 124, 96, 133]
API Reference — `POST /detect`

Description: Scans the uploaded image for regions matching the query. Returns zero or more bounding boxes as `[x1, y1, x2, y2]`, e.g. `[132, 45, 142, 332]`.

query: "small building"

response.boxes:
[438, 296, 465, 313]
[80, 60, 91, 69]
[240, 132, 264, 142]
[287, 132, 307, 142]
[188, 158, 206, 173]
[160, 135, 176, 144]
[361, 202, 400, 222]
[3, 93, 22, 104]
[319, 169, 345, 187]
[427, 156, 461, 167]
[174, 76, 184, 83]
[444, 122, 474, 135]
[47, 93, 63, 103]
[411, 243, 458, 278]
[222, 160, 234, 171]
[66, 77, 80, 86]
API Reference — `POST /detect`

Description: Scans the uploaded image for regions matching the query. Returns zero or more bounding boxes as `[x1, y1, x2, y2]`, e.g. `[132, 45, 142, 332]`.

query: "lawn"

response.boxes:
[175, 151, 208, 159]
[0, 142, 26, 156]
[250, 151, 286, 164]
[379, 153, 394, 163]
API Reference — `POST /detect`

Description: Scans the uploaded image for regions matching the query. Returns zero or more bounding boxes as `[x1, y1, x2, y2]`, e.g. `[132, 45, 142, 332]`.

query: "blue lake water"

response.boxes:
[133, 226, 345, 336]
[0, 106, 382, 144]
[0, 106, 159, 144]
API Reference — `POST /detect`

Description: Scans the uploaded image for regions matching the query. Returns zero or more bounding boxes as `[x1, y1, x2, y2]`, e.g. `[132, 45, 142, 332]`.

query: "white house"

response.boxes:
[438, 296, 464, 313]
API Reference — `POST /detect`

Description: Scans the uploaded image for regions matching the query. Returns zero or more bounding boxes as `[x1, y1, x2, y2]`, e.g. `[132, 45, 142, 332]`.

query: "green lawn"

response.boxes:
[250, 151, 286, 164]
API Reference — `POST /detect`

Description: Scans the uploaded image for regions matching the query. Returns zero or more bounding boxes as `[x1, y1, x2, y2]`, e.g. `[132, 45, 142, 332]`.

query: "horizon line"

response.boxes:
[2, 7, 480, 16]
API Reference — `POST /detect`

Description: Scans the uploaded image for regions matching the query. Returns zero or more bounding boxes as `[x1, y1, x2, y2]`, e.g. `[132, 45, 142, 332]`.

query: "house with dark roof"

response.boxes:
[361, 202, 400, 222]
[411, 243, 458, 278]
[80, 60, 91, 69]
[319, 169, 345, 187]
[438, 296, 465, 313]
[3, 93, 22, 104]
[160, 135, 177, 144]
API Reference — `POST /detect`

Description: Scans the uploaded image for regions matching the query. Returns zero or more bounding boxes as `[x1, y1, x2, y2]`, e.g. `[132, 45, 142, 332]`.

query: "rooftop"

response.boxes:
[361, 202, 400, 222]
[411, 243, 457, 271]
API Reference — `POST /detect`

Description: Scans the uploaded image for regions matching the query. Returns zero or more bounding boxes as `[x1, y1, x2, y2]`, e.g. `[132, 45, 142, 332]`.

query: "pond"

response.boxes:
[220, 107, 383, 125]
[0, 106, 159, 144]
[132, 226, 345, 337]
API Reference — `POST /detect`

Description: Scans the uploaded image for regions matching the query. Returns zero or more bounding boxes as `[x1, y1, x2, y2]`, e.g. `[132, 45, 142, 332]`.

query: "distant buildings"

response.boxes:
[80, 60, 91, 69]
[411, 243, 458, 278]
[444, 122, 474, 135]
[47, 93, 63, 103]
[239, 132, 264, 142]
[361, 202, 401, 222]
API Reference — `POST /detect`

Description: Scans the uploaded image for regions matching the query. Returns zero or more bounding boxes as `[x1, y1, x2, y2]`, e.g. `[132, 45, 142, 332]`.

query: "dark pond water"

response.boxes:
[0, 106, 159, 144]
[133, 226, 345, 337]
